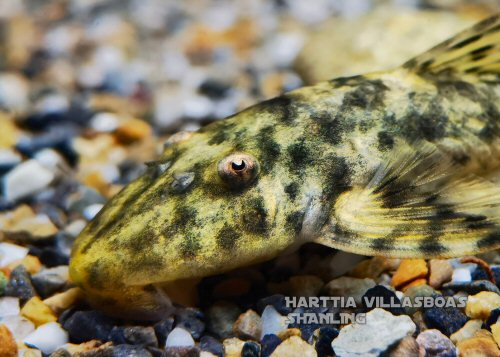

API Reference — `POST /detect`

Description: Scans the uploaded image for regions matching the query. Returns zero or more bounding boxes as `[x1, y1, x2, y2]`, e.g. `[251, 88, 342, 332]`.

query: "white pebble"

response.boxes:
[261, 305, 288, 339]
[0, 149, 21, 166]
[35, 266, 69, 281]
[24, 322, 68, 354]
[90, 112, 120, 132]
[0, 315, 35, 340]
[0, 297, 20, 317]
[183, 95, 214, 119]
[0, 73, 29, 112]
[162, 51, 190, 81]
[265, 32, 304, 67]
[452, 268, 472, 283]
[34, 149, 65, 171]
[34, 93, 69, 114]
[64, 219, 87, 237]
[3, 159, 55, 201]
[98, 164, 120, 183]
[165, 327, 195, 348]
[83, 203, 104, 220]
[0, 242, 28, 268]
[288, 0, 333, 25]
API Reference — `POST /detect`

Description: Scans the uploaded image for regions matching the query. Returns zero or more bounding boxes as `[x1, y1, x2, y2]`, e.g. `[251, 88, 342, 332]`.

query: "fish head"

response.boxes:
[69, 95, 323, 319]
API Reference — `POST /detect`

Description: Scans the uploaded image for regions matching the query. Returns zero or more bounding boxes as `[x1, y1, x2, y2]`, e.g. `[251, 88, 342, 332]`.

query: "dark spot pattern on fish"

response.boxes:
[340, 79, 389, 110]
[377, 131, 394, 151]
[258, 95, 294, 123]
[257, 126, 281, 174]
[241, 196, 268, 234]
[180, 232, 202, 258]
[321, 155, 352, 200]
[451, 34, 483, 49]
[284, 182, 299, 200]
[330, 75, 364, 88]
[287, 140, 312, 174]
[216, 224, 241, 250]
[286, 211, 304, 234]
[477, 231, 500, 249]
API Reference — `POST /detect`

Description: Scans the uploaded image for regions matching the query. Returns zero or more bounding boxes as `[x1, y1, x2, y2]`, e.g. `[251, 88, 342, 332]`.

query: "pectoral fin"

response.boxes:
[316, 143, 500, 258]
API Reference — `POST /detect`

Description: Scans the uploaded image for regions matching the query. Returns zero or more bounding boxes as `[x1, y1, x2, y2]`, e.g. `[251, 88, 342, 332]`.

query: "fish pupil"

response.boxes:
[231, 160, 246, 171]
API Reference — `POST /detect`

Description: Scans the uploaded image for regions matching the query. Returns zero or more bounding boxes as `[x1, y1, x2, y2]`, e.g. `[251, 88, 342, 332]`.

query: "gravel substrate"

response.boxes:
[1, 1, 500, 356]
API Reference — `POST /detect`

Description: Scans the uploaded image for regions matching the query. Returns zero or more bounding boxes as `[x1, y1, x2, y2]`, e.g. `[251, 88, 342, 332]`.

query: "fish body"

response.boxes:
[70, 15, 500, 319]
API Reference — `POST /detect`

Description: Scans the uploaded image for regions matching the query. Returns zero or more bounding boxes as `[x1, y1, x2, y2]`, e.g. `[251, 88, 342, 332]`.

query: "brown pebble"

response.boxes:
[233, 309, 262, 340]
[456, 329, 500, 357]
[277, 328, 302, 341]
[270, 335, 316, 357]
[391, 259, 428, 289]
[0, 324, 17, 357]
[389, 336, 422, 357]
[21, 296, 57, 327]
[223, 337, 245, 357]
[428, 259, 453, 289]
[115, 118, 152, 143]
[164, 347, 201, 357]
[349, 257, 401, 279]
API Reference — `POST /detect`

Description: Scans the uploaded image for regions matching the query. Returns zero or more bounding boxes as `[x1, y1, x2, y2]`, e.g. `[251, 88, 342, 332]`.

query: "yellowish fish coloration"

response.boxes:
[71, 15, 500, 319]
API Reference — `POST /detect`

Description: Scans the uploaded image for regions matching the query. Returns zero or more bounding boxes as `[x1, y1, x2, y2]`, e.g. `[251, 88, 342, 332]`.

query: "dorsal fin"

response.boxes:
[403, 14, 500, 76]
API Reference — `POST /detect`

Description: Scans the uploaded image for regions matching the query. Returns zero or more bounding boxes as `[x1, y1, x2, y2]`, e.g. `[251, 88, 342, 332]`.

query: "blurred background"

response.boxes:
[0, 0, 499, 209]
[1, 2, 500, 355]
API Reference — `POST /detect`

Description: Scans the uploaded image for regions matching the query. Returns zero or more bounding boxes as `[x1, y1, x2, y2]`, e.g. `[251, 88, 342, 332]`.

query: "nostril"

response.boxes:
[146, 160, 171, 179]
[171, 172, 195, 193]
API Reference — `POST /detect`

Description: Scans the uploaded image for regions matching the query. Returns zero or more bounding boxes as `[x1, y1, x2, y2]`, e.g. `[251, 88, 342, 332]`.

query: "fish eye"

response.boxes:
[218, 153, 259, 189]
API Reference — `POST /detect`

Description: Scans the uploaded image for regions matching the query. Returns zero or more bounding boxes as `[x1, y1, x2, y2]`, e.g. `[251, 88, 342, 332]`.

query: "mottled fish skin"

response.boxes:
[70, 15, 500, 319]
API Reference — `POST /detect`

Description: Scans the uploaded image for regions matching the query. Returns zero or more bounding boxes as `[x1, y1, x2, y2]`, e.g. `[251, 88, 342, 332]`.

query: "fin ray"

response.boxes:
[316, 142, 500, 258]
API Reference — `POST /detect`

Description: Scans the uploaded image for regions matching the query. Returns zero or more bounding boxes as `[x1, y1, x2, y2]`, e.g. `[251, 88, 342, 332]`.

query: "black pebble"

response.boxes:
[494, 267, 500, 288]
[39, 246, 69, 267]
[31, 271, 67, 299]
[423, 306, 469, 336]
[146, 347, 165, 357]
[109, 326, 158, 348]
[288, 306, 338, 341]
[362, 285, 405, 315]
[315, 326, 339, 357]
[153, 317, 174, 346]
[242, 341, 261, 357]
[175, 307, 206, 340]
[15, 126, 79, 166]
[200, 335, 224, 357]
[0, 197, 15, 212]
[471, 266, 488, 280]
[443, 280, 500, 294]
[5, 265, 36, 304]
[472, 266, 500, 289]
[261, 334, 281, 357]
[486, 308, 500, 329]
[63, 310, 117, 343]
[23, 105, 93, 131]
[199, 79, 231, 99]
[256, 294, 293, 315]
